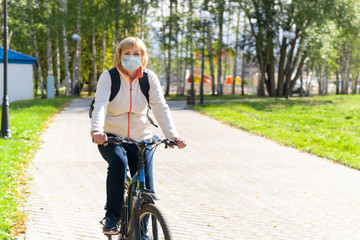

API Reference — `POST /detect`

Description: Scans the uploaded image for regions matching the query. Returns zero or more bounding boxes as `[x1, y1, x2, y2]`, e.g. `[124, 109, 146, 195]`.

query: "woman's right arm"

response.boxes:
[90, 71, 111, 144]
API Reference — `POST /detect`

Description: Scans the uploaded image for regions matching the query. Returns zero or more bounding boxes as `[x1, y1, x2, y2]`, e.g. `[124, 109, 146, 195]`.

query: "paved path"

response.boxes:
[23, 98, 360, 240]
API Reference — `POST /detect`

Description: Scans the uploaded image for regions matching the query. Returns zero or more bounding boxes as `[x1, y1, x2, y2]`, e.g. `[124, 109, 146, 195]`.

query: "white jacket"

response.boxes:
[91, 67, 178, 141]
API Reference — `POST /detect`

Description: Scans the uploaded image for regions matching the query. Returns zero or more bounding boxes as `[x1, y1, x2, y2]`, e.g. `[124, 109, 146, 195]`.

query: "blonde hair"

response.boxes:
[113, 37, 148, 68]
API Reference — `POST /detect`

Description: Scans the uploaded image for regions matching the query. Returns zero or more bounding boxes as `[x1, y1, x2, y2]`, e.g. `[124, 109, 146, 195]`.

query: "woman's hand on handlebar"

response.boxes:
[92, 131, 108, 146]
[172, 136, 186, 149]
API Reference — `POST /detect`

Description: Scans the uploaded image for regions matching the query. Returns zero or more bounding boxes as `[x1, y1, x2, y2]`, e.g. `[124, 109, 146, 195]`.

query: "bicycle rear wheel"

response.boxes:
[130, 203, 173, 240]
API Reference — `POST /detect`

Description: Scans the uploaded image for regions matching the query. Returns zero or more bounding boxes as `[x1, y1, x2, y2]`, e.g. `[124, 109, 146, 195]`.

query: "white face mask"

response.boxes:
[121, 56, 141, 72]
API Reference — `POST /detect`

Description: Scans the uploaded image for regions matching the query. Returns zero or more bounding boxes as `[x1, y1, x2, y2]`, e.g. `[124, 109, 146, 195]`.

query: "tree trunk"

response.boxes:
[90, 16, 97, 95]
[60, 0, 71, 96]
[77, 1, 82, 93]
[175, 1, 181, 96]
[289, 52, 307, 94]
[124, 0, 129, 36]
[317, 63, 325, 95]
[175, 36, 181, 96]
[336, 70, 340, 95]
[223, 53, 229, 94]
[54, 4, 61, 96]
[248, 16, 266, 96]
[28, 0, 45, 98]
[282, 38, 296, 96]
[160, 1, 168, 94]
[265, 40, 276, 96]
[139, 1, 148, 39]
[325, 66, 329, 95]
[259, 39, 271, 96]
[321, 64, 325, 95]
[188, 0, 195, 92]
[55, 37, 61, 96]
[73, 0, 81, 96]
[165, 0, 173, 96]
[46, 0, 53, 77]
[277, 37, 288, 96]
[353, 73, 359, 94]
[114, 0, 121, 50]
[216, 1, 225, 95]
[343, 51, 351, 94]
[178, 1, 186, 96]
[340, 44, 350, 94]
[101, 0, 106, 73]
[232, 9, 241, 95]
[241, 17, 247, 96]
[206, 21, 215, 95]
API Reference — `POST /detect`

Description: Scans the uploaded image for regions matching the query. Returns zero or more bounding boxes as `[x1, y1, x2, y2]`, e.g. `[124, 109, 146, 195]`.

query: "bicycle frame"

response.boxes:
[124, 144, 154, 240]
[106, 136, 176, 240]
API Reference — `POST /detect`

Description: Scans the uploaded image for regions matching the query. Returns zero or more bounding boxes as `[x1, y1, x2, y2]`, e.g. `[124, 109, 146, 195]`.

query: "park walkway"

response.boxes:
[22, 98, 360, 240]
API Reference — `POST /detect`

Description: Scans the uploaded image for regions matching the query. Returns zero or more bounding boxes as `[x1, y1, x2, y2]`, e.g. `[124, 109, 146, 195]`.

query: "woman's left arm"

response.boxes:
[147, 70, 186, 149]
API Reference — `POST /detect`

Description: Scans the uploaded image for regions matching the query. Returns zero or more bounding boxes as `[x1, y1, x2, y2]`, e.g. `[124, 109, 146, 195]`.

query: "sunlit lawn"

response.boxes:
[196, 95, 360, 169]
[0, 97, 74, 239]
[165, 93, 260, 101]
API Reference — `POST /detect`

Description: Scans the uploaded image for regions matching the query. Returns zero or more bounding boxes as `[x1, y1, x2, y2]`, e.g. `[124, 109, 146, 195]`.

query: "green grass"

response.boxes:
[0, 97, 74, 239]
[165, 93, 259, 101]
[196, 95, 360, 169]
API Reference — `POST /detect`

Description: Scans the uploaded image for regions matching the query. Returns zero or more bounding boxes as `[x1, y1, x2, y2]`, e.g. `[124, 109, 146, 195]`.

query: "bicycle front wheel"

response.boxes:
[130, 203, 173, 240]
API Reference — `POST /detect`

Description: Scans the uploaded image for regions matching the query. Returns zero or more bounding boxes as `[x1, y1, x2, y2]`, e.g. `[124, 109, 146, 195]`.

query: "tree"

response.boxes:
[54, 1, 61, 96]
[333, 0, 360, 94]
[6, 0, 360, 99]
[242, 0, 336, 97]
[59, 0, 71, 96]
[188, 0, 195, 92]
[232, 5, 241, 95]
[46, 0, 54, 78]
[28, 0, 46, 98]
[204, 0, 216, 95]
[305, 20, 338, 95]
[216, 0, 225, 95]
[165, 0, 174, 96]
[72, 0, 82, 96]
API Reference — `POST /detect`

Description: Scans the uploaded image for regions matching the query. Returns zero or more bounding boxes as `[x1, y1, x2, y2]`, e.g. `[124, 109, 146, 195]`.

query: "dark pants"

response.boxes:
[98, 138, 154, 220]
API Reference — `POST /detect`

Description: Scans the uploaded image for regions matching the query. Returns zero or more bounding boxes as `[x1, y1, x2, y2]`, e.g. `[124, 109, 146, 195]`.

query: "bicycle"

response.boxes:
[101, 135, 177, 240]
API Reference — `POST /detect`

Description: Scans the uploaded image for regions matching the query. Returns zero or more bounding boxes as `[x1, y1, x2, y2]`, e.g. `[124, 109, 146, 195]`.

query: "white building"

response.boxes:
[0, 47, 37, 103]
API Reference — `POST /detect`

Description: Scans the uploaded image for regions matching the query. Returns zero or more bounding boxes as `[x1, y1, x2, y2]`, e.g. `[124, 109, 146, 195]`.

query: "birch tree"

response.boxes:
[46, 0, 53, 78]
[164, 0, 174, 96]
[232, 6, 241, 94]
[7, 0, 360, 99]
[188, 0, 195, 93]
[90, 0, 97, 95]
[59, 0, 71, 96]
[242, 0, 336, 96]
[101, 0, 106, 73]
[73, 0, 81, 95]
[54, 2, 61, 96]
[216, 0, 225, 95]
[27, 0, 45, 98]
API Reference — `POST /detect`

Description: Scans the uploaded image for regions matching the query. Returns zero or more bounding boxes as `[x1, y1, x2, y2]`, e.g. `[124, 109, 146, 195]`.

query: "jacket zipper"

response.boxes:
[128, 81, 133, 138]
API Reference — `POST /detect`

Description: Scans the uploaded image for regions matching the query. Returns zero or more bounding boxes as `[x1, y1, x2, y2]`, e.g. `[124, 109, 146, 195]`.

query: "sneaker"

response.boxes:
[101, 216, 119, 235]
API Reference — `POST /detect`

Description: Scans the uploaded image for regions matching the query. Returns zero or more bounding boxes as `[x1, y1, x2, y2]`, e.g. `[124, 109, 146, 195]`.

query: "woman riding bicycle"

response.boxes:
[91, 37, 186, 235]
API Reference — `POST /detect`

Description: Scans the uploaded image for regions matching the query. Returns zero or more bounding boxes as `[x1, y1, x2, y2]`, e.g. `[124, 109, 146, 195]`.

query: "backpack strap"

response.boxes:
[139, 71, 150, 103]
[139, 70, 158, 128]
[107, 67, 158, 128]
[108, 67, 121, 102]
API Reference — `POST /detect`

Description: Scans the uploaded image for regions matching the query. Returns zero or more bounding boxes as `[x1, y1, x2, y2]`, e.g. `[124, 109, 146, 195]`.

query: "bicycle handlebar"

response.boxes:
[105, 135, 178, 148]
